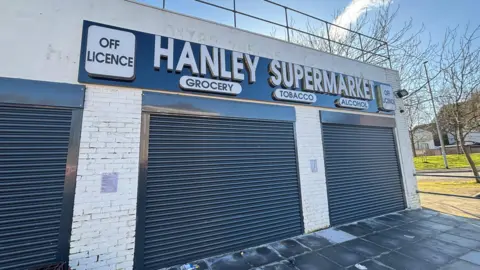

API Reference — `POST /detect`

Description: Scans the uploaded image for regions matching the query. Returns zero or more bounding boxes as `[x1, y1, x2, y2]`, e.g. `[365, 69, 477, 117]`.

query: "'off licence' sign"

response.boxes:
[376, 85, 396, 112]
[79, 21, 396, 114]
[85, 25, 136, 80]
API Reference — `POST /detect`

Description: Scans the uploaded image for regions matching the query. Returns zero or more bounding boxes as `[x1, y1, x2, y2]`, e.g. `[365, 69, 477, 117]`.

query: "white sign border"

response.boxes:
[272, 89, 317, 104]
[85, 25, 137, 81]
[179, 76, 242, 95]
[335, 97, 370, 110]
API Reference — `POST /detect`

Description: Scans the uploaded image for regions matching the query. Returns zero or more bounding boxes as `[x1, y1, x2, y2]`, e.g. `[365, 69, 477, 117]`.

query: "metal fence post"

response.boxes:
[284, 7, 290, 42]
[325, 22, 332, 53]
[386, 43, 392, 69]
[163, 0, 165, 9]
[233, 0, 237, 27]
[191, 0, 392, 65]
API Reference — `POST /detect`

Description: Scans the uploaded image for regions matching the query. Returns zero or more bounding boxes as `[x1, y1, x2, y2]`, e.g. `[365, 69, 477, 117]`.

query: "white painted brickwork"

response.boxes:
[295, 107, 330, 232]
[69, 87, 142, 270]
[385, 70, 421, 209]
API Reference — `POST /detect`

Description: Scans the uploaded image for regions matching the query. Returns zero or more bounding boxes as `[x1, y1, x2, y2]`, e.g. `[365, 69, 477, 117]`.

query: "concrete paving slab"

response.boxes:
[257, 261, 297, 270]
[341, 238, 389, 257]
[415, 238, 471, 257]
[345, 260, 392, 270]
[399, 209, 435, 220]
[269, 239, 310, 258]
[162, 210, 480, 270]
[207, 252, 250, 270]
[337, 223, 374, 237]
[378, 228, 420, 243]
[373, 216, 406, 227]
[398, 244, 454, 266]
[440, 259, 480, 270]
[396, 223, 439, 239]
[242, 246, 283, 268]
[429, 215, 463, 227]
[383, 213, 416, 223]
[448, 215, 480, 225]
[295, 234, 333, 250]
[413, 220, 455, 231]
[446, 227, 480, 241]
[314, 228, 356, 244]
[459, 222, 480, 233]
[362, 232, 412, 250]
[356, 220, 391, 232]
[318, 245, 367, 267]
[420, 208, 441, 216]
[168, 260, 209, 270]
[292, 252, 341, 270]
[435, 233, 480, 249]
[376, 251, 437, 270]
[460, 251, 480, 265]
[437, 212, 475, 224]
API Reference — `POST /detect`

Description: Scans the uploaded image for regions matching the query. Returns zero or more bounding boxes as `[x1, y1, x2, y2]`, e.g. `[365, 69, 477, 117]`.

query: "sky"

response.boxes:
[139, 0, 480, 46]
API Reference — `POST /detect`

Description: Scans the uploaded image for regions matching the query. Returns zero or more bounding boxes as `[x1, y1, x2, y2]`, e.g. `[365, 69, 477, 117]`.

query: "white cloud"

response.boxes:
[331, 0, 392, 40]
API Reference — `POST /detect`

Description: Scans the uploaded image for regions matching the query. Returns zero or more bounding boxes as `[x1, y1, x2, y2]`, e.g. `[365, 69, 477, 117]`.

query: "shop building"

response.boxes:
[0, 0, 419, 269]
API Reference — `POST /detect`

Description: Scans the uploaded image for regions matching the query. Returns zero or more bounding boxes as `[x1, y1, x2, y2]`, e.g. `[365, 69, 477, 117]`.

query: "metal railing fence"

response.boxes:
[131, 0, 392, 68]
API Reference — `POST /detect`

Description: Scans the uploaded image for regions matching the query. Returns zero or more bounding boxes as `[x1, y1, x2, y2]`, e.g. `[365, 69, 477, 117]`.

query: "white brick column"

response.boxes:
[295, 107, 330, 232]
[69, 87, 142, 270]
[385, 70, 421, 209]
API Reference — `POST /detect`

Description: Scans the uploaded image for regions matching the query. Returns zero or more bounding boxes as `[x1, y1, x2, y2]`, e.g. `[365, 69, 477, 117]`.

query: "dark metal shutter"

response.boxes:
[0, 105, 73, 269]
[140, 114, 303, 269]
[322, 124, 405, 225]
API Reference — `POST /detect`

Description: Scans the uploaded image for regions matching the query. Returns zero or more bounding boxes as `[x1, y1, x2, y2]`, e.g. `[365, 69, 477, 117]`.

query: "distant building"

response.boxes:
[413, 124, 480, 150]
[412, 124, 455, 150]
[464, 132, 480, 145]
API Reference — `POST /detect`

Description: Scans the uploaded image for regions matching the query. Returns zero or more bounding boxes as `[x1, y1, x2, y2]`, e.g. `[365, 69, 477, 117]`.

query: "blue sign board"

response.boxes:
[78, 21, 395, 114]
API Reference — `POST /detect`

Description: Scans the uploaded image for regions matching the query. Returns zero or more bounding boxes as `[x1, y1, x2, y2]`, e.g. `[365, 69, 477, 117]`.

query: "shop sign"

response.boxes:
[85, 25, 136, 80]
[273, 89, 317, 103]
[179, 76, 242, 95]
[335, 97, 369, 110]
[376, 85, 396, 111]
[78, 21, 394, 114]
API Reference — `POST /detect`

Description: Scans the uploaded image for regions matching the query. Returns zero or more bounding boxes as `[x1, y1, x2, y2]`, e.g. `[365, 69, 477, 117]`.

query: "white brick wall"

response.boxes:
[295, 107, 330, 232]
[385, 69, 421, 209]
[70, 87, 142, 270]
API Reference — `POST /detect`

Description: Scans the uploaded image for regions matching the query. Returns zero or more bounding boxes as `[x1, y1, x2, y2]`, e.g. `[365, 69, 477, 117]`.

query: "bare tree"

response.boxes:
[283, 3, 436, 99]
[404, 92, 430, 157]
[437, 24, 480, 182]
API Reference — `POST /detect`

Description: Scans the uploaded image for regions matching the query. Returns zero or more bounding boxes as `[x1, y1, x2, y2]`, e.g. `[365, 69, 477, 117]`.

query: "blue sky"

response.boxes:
[140, 0, 479, 46]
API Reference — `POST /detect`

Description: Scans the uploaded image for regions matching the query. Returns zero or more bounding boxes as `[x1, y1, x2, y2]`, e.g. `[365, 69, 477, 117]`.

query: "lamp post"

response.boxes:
[423, 61, 449, 169]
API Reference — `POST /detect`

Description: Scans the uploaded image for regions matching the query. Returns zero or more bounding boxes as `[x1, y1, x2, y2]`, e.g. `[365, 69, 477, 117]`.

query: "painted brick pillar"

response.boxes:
[295, 106, 330, 232]
[385, 69, 421, 209]
[69, 87, 142, 270]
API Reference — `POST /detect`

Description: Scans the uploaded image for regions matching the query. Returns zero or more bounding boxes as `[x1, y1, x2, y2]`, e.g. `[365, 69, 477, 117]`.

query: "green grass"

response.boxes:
[414, 153, 480, 170]
[418, 180, 480, 196]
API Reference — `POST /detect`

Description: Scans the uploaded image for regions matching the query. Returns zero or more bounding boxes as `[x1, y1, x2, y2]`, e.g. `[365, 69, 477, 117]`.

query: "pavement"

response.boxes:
[420, 193, 480, 219]
[416, 171, 478, 182]
[165, 209, 480, 270]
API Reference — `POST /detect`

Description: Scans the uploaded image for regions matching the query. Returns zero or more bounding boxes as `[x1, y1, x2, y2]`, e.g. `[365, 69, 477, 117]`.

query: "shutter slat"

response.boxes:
[323, 123, 405, 225]
[0, 105, 71, 270]
[139, 114, 302, 269]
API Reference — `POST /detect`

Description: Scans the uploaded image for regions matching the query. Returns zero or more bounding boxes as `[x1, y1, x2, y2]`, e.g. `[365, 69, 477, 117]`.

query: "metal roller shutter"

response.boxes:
[139, 114, 303, 269]
[322, 124, 405, 225]
[0, 105, 73, 269]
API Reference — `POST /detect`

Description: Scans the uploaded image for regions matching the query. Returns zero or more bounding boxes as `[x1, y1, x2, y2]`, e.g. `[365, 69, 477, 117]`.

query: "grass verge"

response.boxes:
[414, 153, 480, 170]
[418, 180, 480, 196]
